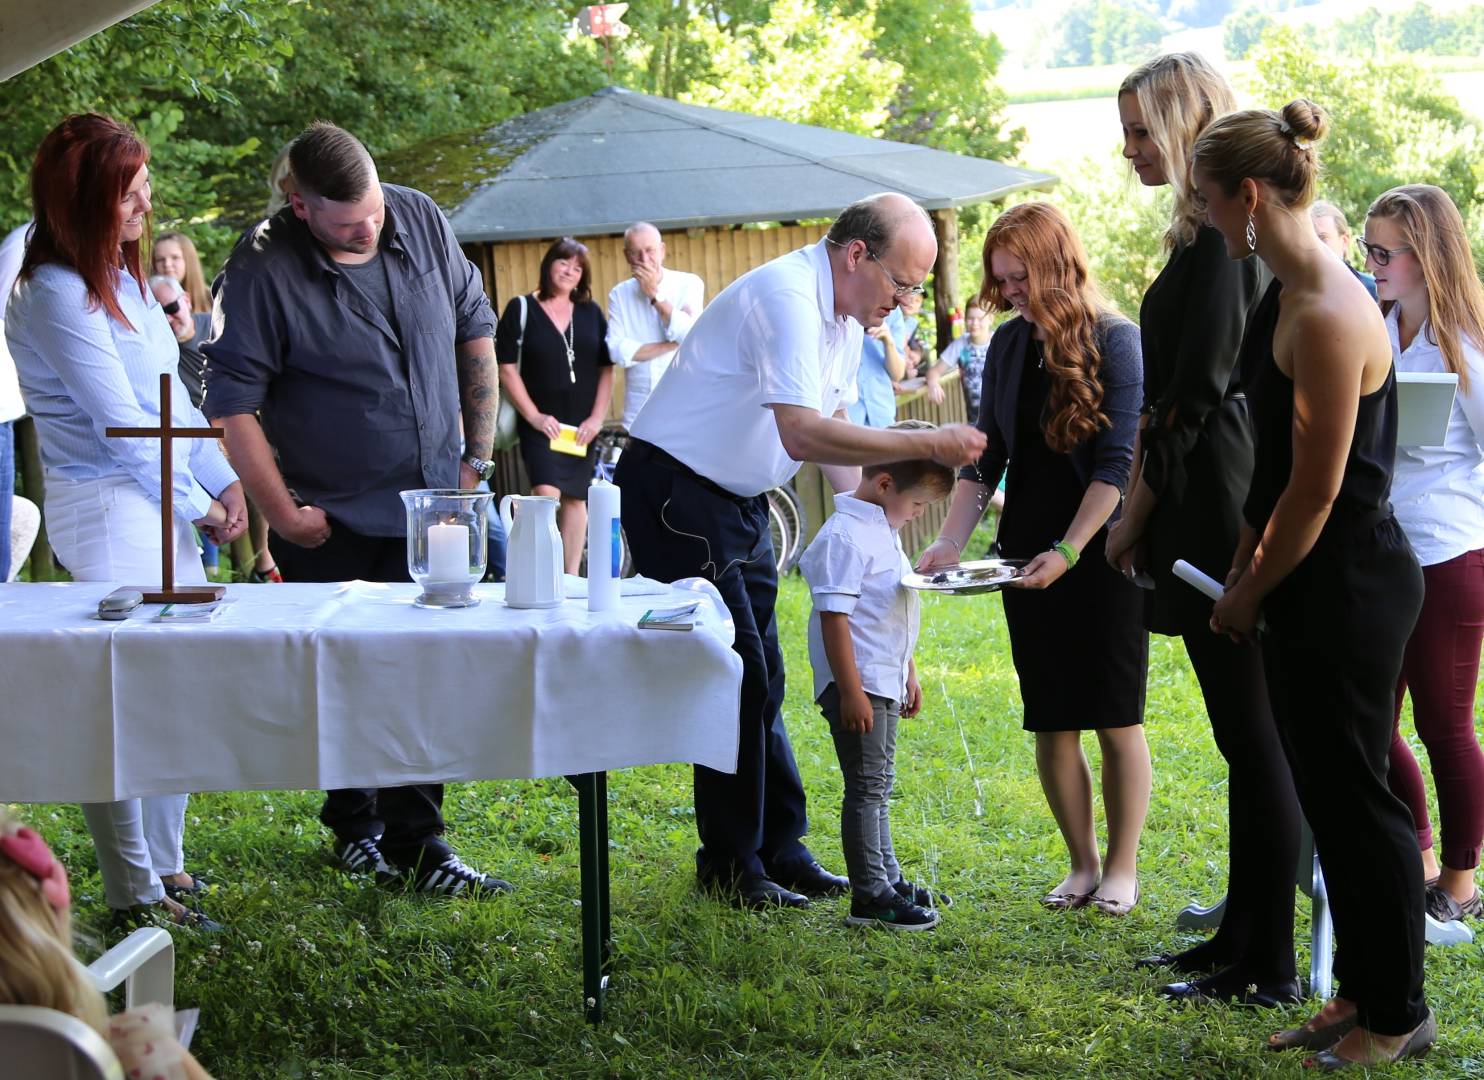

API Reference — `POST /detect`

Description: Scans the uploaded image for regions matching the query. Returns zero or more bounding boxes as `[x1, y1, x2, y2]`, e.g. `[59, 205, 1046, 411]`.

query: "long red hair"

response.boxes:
[980, 202, 1114, 453]
[19, 114, 150, 329]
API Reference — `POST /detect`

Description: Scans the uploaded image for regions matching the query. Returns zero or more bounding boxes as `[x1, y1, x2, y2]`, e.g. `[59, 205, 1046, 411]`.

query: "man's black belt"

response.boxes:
[625, 439, 755, 505]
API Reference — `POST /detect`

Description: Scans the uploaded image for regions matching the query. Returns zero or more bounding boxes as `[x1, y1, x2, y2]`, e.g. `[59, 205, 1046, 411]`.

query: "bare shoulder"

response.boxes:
[1281, 267, 1390, 386]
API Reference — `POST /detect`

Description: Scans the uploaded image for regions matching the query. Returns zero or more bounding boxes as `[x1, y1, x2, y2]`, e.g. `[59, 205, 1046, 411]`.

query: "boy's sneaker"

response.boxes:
[893, 877, 952, 909]
[334, 835, 393, 876]
[845, 888, 939, 931]
[389, 851, 513, 898]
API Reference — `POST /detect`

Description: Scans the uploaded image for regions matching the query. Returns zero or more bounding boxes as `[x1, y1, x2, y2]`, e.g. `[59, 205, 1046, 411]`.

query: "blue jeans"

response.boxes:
[0, 420, 14, 580]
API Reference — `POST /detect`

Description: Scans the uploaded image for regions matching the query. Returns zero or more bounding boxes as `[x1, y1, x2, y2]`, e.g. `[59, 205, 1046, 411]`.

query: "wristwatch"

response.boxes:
[461, 453, 496, 483]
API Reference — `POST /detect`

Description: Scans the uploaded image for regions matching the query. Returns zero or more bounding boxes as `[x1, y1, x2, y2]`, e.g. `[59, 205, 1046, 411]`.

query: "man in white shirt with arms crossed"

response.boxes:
[616, 193, 986, 909]
[605, 222, 703, 431]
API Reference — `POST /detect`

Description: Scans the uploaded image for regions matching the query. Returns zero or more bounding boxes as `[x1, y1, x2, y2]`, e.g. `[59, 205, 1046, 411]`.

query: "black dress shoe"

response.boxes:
[771, 861, 849, 898]
[698, 873, 809, 910]
[1160, 974, 1302, 1008]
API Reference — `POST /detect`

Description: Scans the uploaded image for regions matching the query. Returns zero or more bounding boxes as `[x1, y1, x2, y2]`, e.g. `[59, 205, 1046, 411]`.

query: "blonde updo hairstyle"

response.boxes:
[1119, 52, 1238, 249]
[1190, 99, 1329, 211]
[0, 811, 109, 1036]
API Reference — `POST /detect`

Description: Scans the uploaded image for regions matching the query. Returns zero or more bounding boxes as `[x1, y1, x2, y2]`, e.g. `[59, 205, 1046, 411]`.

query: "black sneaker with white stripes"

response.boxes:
[334, 835, 392, 876]
[399, 852, 513, 898]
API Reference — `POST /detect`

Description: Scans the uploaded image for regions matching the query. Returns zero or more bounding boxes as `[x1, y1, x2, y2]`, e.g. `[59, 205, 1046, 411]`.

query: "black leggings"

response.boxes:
[1183, 630, 1300, 982]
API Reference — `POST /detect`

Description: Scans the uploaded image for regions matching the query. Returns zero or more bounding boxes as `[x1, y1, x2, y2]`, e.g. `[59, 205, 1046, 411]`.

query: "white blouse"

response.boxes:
[1388, 305, 1484, 566]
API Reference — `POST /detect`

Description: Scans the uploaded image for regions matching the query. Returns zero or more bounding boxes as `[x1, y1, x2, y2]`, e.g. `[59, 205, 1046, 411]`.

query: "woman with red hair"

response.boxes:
[919, 202, 1149, 915]
[4, 113, 247, 932]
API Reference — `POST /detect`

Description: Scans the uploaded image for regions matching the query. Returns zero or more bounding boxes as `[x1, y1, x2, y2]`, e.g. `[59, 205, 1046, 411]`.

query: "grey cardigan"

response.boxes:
[958, 313, 1143, 499]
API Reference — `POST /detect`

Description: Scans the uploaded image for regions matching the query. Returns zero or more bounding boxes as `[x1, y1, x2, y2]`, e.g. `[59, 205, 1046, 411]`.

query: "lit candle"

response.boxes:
[426, 521, 469, 583]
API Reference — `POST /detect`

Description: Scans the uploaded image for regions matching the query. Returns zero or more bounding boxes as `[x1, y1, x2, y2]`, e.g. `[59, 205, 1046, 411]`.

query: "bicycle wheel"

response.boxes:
[775, 481, 808, 571]
[767, 495, 792, 574]
[766, 485, 804, 574]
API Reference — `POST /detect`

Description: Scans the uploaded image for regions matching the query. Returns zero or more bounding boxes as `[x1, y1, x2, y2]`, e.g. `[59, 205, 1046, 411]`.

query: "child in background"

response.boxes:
[0, 811, 214, 1079]
[800, 419, 955, 930]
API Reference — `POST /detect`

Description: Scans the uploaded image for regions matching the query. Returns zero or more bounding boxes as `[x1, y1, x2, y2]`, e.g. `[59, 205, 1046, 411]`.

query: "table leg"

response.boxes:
[569, 771, 610, 1023]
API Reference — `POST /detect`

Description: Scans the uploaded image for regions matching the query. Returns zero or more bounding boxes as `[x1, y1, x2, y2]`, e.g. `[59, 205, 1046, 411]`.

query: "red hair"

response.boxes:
[19, 114, 150, 329]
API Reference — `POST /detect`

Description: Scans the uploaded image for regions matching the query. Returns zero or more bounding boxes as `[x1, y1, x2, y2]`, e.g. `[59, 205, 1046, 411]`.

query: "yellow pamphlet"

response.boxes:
[549, 424, 588, 457]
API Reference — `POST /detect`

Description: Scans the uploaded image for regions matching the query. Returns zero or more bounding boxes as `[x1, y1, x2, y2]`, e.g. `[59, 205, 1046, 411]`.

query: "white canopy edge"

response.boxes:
[0, 0, 159, 82]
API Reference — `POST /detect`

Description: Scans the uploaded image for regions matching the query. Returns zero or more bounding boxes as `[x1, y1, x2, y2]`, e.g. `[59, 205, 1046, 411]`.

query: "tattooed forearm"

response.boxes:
[456, 338, 498, 459]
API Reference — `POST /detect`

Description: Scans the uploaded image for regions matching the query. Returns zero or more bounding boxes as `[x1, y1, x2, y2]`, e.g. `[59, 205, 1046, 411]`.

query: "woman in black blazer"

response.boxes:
[1104, 53, 1302, 1007]
[920, 202, 1149, 916]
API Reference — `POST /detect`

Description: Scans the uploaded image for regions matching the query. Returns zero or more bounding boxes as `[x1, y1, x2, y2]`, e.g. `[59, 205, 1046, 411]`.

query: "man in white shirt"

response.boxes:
[616, 192, 986, 910]
[605, 222, 704, 431]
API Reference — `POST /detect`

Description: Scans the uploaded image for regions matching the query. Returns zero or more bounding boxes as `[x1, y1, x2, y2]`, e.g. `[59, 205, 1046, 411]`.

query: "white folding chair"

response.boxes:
[0, 927, 175, 1079]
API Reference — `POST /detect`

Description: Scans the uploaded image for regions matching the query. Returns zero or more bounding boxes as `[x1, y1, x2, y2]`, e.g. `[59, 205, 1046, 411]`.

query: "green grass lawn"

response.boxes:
[19, 574, 1484, 1078]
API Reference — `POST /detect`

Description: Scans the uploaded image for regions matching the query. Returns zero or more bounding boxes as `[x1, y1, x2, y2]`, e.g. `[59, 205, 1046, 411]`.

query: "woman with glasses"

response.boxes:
[1104, 53, 1302, 1006]
[5, 114, 247, 932]
[1363, 185, 1484, 926]
[1196, 100, 1431, 1068]
[495, 237, 614, 573]
[919, 202, 1149, 917]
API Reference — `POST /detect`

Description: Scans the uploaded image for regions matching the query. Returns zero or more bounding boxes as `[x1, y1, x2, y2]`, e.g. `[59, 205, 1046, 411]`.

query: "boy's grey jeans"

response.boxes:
[820, 682, 902, 902]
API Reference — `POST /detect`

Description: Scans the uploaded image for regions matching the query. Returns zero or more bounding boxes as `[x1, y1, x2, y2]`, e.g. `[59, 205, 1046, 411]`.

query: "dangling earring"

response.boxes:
[1245, 212, 1257, 253]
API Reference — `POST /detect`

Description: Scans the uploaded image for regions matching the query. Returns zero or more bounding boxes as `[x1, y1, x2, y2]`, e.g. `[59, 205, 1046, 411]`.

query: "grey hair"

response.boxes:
[1310, 199, 1350, 234]
[623, 221, 660, 244]
[148, 274, 184, 295]
[826, 193, 931, 255]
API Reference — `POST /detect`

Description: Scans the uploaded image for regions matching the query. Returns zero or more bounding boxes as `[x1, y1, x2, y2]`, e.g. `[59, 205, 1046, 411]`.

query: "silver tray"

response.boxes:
[902, 558, 1028, 596]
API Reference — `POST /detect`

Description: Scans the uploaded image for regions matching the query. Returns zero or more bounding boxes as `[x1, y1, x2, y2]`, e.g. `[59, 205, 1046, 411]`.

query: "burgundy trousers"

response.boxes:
[1388, 547, 1484, 871]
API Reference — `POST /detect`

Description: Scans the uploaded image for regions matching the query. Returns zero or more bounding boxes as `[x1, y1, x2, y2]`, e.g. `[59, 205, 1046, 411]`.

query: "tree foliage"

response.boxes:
[1329, 3, 1484, 57]
[1249, 27, 1484, 271]
[0, 0, 1023, 273]
[1050, 0, 1164, 68]
[1223, 6, 1275, 59]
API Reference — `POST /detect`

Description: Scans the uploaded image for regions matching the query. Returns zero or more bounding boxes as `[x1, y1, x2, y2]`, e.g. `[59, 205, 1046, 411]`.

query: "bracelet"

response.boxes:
[1052, 540, 1078, 568]
[941, 536, 963, 553]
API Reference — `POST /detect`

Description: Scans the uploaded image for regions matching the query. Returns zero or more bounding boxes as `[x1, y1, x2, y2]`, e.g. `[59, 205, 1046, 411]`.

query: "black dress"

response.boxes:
[1243, 280, 1427, 1035]
[998, 335, 1148, 732]
[495, 295, 612, 498]
[1139, 227, 1267, 635]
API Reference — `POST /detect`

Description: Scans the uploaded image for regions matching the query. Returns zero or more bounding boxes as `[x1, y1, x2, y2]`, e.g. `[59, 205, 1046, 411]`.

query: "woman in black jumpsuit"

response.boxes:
[1195, 100, 1431, 1069]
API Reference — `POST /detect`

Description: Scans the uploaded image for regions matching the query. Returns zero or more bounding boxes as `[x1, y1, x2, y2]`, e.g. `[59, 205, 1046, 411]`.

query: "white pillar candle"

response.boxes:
[426, 521, 469, 582]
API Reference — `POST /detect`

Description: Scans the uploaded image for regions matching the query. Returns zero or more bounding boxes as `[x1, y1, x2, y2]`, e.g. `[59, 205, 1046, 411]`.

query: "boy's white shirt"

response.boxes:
[798, 493, 920, 703]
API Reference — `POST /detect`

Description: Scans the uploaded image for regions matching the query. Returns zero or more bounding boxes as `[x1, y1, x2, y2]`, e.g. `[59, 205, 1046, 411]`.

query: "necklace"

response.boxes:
[1033, 339, 1046, 370]
[562, 316, 576, 383]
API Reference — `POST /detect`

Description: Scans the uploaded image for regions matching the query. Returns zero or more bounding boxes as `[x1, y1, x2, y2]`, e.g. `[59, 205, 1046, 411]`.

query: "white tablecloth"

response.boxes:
[0, 581, 742, 801]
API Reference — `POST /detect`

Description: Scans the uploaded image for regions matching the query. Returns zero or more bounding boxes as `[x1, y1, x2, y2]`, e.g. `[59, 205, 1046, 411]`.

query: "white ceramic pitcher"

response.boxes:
[499, 494, 565, 608]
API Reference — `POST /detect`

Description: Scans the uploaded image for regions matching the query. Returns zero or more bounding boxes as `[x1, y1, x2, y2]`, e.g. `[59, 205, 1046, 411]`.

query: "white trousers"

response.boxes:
[46, 473, 206, 908]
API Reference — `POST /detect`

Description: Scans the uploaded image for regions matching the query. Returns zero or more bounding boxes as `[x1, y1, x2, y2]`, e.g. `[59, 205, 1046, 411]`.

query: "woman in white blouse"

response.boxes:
[1363, 184, 1484, 923]
[5, 113, 247, 931]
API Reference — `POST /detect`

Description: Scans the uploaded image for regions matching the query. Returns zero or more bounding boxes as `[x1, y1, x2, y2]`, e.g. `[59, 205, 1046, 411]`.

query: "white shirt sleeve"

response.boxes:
[604, 283, 645, 368]
[1456, 337, 1484, 451]
[743, 288, 824, 409]
[799, 527, 866, 615]
[25, 276, 216, 521]
[665, 273, 704, 343]
[938, 336, 965, 370]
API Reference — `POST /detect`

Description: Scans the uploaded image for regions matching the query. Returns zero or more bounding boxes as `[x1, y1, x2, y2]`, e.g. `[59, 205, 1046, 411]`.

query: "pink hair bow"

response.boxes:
[0, 827, 72, 914]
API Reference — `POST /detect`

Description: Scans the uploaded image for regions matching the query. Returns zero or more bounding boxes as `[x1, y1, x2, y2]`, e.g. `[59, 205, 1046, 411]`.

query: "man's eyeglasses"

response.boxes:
[866, 250, 927, 298]
[1356, 239, 1413, 267]
[161, 296, 183, 316]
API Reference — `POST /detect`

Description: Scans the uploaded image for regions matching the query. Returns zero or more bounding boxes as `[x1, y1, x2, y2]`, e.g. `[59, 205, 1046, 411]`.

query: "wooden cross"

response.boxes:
[104, 372, 227, 604]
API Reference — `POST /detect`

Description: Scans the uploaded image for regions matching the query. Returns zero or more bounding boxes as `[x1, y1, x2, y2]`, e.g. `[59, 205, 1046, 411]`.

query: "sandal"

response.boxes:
[1305, 1010, 1435, 1070]
[1267, 1011, 1357, 1052]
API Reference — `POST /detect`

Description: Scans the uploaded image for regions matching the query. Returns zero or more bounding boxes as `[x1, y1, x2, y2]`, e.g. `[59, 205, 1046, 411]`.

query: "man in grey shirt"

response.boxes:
[206, 122, 508, 898]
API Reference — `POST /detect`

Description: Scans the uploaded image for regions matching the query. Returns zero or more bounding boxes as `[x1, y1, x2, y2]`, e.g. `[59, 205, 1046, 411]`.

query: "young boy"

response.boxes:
[799, 419, 955, 930]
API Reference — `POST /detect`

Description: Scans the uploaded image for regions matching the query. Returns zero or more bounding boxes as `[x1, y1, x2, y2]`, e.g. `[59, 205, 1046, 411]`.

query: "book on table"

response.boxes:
[638, 601, 701, 631]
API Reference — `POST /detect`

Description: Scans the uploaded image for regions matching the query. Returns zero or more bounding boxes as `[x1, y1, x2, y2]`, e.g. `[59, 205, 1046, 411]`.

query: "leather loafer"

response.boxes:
[771, 860, 849, 898]
[1160, 976, 1302, 1008]
[698, 872, 809, 910]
